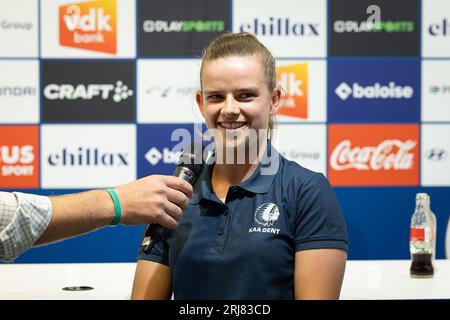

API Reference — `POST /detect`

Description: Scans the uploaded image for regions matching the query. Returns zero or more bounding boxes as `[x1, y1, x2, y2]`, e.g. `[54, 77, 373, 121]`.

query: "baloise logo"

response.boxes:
[44, 80, 133, 103]
[328, 60, 420, 123]
[144, 147, 181, 166]
[335, 81, 414, 101]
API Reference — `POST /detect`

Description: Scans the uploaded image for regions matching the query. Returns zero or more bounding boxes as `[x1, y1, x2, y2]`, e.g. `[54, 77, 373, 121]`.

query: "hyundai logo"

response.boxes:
[426, 148, 448, 161]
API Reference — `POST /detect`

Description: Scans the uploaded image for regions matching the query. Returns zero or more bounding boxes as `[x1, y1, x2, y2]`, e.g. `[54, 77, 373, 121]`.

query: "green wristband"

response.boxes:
[106, 189, 122, 225]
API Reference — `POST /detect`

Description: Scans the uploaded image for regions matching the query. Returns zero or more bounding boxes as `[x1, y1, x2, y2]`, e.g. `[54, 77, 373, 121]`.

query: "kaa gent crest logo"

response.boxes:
[249, 202, 281, 235]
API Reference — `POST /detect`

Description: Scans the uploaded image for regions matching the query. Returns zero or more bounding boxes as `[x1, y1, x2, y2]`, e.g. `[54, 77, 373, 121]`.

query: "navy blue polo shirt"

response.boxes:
[137, 142, 348, 300]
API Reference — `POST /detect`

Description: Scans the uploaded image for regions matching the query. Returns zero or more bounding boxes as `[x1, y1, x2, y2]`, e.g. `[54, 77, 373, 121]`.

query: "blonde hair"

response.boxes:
[199, 32, 277, 139]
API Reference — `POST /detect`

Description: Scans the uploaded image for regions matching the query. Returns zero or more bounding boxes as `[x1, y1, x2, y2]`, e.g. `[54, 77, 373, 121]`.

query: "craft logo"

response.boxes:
[328, 125, 419, 186]
[0, 126, 39, 188]
[276, 63, 308, 119]
[59, 0, 117, 54]
[44, 81, 133, 103]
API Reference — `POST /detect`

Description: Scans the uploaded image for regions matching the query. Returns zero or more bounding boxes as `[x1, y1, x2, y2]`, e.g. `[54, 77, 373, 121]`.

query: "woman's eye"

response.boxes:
[240, 92, 256, 99]
[207, 95, 222, 100]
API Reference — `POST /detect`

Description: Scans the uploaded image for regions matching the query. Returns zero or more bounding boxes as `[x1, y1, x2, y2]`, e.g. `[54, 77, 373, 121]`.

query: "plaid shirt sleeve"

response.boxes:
[0, 192, 52, 262]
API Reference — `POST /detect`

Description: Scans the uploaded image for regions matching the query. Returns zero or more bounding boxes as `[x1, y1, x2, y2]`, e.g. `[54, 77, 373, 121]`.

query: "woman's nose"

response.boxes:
[221, 95, 240, 117]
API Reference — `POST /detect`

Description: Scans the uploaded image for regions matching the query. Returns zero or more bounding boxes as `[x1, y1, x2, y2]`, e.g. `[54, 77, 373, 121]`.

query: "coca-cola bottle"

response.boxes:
[410, 193, 435, 278]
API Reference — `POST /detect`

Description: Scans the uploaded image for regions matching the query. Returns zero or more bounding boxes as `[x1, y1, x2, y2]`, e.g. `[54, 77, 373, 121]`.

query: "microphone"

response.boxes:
[141, 142, 205, 254]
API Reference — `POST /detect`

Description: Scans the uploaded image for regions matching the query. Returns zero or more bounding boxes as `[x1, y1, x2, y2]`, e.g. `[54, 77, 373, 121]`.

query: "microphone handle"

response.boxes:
[141, 166, 197, 254]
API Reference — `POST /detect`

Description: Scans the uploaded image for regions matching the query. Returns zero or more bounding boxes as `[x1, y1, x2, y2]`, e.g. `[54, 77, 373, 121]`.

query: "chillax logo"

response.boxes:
[59, 0, 117, 54]
[335, 81, 414, 101]
[239, 17, 319, 37]
[47, 147, 129, 167]
[44, 81, 133, 103]
[0, 126, 39, 188]
[328, 124, 419, 186]
[143, 20, 225, 33]
[276, 63, 308, 119]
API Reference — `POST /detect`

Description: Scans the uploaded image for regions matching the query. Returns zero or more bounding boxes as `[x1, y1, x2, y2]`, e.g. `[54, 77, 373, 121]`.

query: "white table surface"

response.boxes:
[1, 260, 450, 300]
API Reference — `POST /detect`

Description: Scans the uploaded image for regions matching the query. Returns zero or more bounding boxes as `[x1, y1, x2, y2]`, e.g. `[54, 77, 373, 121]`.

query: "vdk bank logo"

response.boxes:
[276, 63, 308, 119]
[59, 0, 117, 54]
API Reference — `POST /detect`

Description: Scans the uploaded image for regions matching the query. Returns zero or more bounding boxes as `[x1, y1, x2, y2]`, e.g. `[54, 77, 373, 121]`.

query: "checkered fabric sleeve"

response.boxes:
[0, 192, 52, 261]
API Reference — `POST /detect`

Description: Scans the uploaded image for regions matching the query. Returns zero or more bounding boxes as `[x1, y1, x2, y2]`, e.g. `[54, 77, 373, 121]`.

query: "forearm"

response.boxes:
[35, 190, 115, 245]
[0, 192, 52, 261]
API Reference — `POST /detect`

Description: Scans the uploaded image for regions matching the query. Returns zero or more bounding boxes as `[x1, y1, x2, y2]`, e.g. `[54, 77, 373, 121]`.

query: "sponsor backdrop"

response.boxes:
[1, 0, 450, 262]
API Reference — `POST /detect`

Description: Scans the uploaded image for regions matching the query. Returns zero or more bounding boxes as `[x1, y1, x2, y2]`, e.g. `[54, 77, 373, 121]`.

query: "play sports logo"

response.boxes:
[59, 0, 117, 54]
[335, 81, 414, 101]
[276, 63, 308, 119]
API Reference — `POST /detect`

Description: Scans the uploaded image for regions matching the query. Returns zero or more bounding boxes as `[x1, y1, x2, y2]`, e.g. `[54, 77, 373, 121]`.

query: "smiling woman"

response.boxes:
[132, 32, 348, 300]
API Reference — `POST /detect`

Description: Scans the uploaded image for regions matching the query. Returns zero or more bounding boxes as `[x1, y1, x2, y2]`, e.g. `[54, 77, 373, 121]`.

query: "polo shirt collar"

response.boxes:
[189, 141, 280, 205]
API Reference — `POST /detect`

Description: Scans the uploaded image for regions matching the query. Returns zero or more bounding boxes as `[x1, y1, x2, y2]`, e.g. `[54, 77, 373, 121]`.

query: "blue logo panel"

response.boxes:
[137, 124, 203, 178]
[328, 59, 420, 123]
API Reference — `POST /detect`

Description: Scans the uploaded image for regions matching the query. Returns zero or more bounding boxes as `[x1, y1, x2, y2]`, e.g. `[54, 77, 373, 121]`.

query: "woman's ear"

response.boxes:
[270, 87, 282, 116]
[196, 90, 204, 115]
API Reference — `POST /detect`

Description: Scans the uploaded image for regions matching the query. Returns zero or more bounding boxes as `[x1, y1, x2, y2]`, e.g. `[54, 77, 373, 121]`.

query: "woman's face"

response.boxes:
[197, 55, 280, 152]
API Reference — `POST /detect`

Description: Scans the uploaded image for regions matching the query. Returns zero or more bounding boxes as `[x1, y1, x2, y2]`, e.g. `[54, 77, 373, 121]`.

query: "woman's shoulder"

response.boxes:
[278, 155, 326, 187]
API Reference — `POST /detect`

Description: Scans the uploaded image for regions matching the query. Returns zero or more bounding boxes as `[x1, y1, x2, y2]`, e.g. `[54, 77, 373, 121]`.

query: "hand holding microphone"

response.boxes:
[141, 142, 206, 253]
[114, 175, 193, 227]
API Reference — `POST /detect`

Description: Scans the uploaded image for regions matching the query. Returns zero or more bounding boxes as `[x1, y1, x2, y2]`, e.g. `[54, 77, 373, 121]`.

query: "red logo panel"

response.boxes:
[0, 126, 39, 188]
[328, 124, 419, 186]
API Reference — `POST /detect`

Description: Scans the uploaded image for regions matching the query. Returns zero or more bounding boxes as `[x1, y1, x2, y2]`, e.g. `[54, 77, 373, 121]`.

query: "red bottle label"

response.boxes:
[410, 228, 425, 241]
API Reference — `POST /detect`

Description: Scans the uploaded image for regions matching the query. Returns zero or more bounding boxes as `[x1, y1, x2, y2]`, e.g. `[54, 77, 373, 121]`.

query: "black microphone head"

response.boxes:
[177, 141, 205, 178]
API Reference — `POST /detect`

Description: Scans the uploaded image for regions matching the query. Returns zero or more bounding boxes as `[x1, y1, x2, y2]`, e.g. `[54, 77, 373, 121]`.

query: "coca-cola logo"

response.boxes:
[330, 139, 417, 171]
